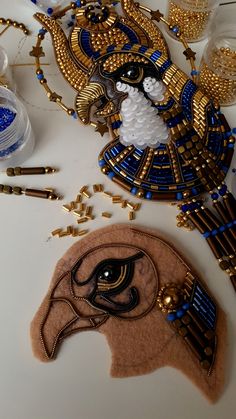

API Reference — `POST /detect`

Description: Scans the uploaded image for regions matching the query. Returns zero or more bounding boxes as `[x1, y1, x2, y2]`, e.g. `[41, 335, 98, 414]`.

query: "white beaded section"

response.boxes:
[116, 80, 169, 149]
[143, 77, 166, 101]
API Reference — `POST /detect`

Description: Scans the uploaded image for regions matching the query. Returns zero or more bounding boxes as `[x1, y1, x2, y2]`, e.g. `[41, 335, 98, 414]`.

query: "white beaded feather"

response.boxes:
[116, 79, 169, 149]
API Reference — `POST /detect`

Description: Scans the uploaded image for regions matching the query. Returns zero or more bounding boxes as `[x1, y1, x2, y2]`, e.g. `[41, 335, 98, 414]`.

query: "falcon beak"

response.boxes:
[30, 273, 108, 362]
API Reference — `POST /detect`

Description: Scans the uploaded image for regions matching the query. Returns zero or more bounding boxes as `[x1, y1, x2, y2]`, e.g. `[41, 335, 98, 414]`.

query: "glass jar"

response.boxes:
[0, 87, 35, 169]
[167, 0, 219, 42]
[29, 0, 68, 14]
[199, 32, 236, 106]
[0, 46, 15, 92]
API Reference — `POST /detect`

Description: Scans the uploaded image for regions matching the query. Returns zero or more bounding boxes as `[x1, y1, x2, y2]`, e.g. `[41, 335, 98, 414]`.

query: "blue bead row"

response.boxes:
[181, 200, 202, 213]
[203, 219, 236, 238]
[166, 302, 190, 322]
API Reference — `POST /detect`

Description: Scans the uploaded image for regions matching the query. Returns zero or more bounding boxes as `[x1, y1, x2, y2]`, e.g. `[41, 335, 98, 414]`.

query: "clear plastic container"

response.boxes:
[167, 0, 220, 42]
[0, 46, 15, 92]
[29, 0, 68, 14]
[199, 31, 236, 106]
[0, 87, 35, 169]
[209, 2, 236, 37]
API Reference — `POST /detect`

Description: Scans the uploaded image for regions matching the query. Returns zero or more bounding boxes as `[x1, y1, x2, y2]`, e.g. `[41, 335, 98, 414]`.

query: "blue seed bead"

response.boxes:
[31, 0, 37, 4]
[191, 70, 200, 76]
[167, 313, 176, 322]
[182, 302, 190, 311]
[227, 222, 233, 228]
[99, 159, 106, 167]
[176, 309, 185, 318]
[219, 184, 227, 196]
[212, 229, 218, 236]
[76, 0, 81, 6]
[37, 73, 44, 80]
[219, 225, 226, 232]
[181, 204, 189, 212]
[47, 7, 53, 15]
[211, 192, 218, 200]
[71, 112, 77, 119]
[108, 171, 115, 179]
[131, 187, 138, 195]
[172, 25, 179, 33]
[146, 191, 152, 200]
[39, 28, 47, 35]
[232, 127, 236, 134]
[203, 231, 211, 238]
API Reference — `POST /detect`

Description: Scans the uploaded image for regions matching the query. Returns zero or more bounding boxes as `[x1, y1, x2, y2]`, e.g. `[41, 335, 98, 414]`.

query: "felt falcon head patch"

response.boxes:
[31, 225, 226, 402]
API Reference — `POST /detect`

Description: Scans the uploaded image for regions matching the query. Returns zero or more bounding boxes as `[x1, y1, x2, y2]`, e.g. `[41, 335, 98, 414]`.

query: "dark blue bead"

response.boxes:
[37, 73, 44, 80]
[181, 204, 189, 212]
[99, 159, 106, 167]
[176, 192, 183, 200]
[232, 127, 236, 134]
[146, 191, 152, 200]
[228, 143, 234, 148]
[191, 70, 200, 76]
[31, 0, 37, 4]
[167, 313, 176, 322]
[131, 187, 138, 195]
[219, 184, 227, 196]
[219, 225, 226, 232]
[227, 222, 233, 228]
[211, 192, 218, 200]
[47, 7, 53, 15]
[172, 25, 179, 33]
[176, 309, 185, 318]
[203, 231, 211, 238]
[182, 302, 190, 310]
[108, 171, 115, 179]
[76, 0, 81, 6]
[212, 229, 218, 236]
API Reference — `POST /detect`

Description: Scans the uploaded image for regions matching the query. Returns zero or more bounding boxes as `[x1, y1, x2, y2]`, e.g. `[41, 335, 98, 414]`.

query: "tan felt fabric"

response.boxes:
[31, 224, 227, 403]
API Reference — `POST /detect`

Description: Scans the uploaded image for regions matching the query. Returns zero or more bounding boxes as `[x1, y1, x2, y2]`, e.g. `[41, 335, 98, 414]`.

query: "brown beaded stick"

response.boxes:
[0, 184, 61, 200]
[5, 166, 57, 176]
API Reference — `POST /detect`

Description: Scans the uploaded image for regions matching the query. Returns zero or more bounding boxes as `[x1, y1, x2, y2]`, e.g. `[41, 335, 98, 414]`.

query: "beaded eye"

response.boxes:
[120, 65, 144, 84]
[97, 264, 120, 283]
[95, 252, 144, 294]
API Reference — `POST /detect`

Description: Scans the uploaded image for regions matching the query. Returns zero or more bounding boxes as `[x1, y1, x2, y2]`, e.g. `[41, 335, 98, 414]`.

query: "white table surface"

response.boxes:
[0, 1, 235, 418]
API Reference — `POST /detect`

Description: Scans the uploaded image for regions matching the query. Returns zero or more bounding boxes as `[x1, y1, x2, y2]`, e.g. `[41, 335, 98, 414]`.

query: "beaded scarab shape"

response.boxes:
[33, 0, 236, 291]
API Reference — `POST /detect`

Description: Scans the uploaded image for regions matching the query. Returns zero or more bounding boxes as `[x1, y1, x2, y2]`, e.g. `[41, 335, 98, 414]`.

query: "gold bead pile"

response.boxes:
[168, 1, 212, 42]
[51, 182, 142, 238]
[199, 47, 236, 105]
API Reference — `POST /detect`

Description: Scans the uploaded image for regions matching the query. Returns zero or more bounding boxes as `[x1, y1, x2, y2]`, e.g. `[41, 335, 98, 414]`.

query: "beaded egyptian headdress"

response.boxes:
[32, 0, 236, 292]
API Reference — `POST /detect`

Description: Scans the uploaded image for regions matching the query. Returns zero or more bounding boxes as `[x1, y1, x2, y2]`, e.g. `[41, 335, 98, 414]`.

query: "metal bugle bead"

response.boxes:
[25, 188, 60, 200]
[6, 166, 56, 176]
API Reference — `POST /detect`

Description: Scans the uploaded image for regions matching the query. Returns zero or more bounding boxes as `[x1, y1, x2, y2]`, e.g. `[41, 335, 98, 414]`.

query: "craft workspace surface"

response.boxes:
[0, 1, 235, 419]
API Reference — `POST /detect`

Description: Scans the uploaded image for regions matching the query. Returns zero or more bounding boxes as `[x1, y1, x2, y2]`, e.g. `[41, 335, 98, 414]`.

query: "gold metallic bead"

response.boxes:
[157, 283, 185, 312]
